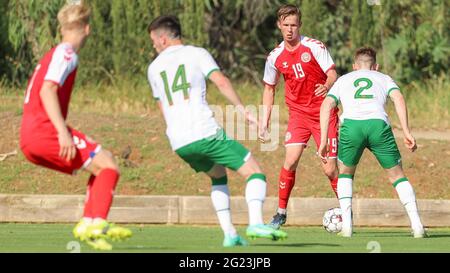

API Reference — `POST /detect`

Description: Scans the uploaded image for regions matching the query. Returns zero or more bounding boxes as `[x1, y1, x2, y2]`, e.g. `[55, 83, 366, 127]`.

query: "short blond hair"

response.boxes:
[57, 2, 91, 31]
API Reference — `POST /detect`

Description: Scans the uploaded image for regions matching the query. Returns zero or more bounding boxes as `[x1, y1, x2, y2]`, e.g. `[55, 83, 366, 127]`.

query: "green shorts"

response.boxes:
[338, 119, 401, 169]
[175, 129, 250, 173]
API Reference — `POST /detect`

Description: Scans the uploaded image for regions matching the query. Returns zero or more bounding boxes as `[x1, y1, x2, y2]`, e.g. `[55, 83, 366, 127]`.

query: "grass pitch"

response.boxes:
[0, 224, 449, 253]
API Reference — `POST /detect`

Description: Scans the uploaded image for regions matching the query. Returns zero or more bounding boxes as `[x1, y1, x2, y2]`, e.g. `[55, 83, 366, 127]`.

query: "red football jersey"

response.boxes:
[263, 36, 336, 116]
[20, 43, 78, 148]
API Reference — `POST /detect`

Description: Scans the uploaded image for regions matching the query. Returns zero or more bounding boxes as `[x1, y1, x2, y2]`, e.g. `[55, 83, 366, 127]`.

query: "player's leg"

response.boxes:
[204, 129, 287, 240]
[369, 120, 425, 238]
[175, 138, 247, 246]
[235, 156, 287, 241]
[21, 129, 124, 249]
[385, 166, 425, 237]
[205, 164, 247, 247]
[336, 163, 356, 237]
[236, 155, 265, 228]
[269, 114, 309, 229]
[336, 119, 367, 237]
[267, 144, 304, 229]
[67, 129, 131, 243]
[311, 113, 339, 197]
[207, 133, 267, 228]
[83, 149, 119, 220]
[321, 159, 339, 197]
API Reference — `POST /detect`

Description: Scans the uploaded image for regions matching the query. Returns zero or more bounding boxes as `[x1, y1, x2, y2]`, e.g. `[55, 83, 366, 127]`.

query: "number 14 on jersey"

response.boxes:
[160, 64, 191, 106]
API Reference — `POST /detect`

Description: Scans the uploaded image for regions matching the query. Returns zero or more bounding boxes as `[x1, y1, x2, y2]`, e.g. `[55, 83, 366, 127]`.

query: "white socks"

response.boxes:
[245, 174, 267, 226]
[394, 178, 424, 231]
[277, 208, 287, 215]
[211, 184, 237, 237]
[337, 175, 353, 232]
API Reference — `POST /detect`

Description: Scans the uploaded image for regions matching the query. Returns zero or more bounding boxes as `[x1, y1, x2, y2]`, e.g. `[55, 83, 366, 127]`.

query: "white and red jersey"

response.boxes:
[263, 36, 337, 116]
[20, 43, 78, 147]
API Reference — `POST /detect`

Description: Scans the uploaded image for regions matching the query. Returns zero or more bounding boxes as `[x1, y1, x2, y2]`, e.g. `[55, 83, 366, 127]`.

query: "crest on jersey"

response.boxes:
[282, 61, 288, 68]
[64, 47, 75, 61]
[285, 132, 292, 142]
[301, 52, 311, 63]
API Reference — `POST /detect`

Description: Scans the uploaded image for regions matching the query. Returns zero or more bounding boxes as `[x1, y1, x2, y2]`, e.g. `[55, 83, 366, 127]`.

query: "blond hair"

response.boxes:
[57, 2, 91, 31]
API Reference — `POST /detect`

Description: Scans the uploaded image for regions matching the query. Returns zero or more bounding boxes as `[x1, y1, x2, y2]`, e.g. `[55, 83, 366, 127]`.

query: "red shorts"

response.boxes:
[21, 127, 101, 175]
[284, 111, 339, 158]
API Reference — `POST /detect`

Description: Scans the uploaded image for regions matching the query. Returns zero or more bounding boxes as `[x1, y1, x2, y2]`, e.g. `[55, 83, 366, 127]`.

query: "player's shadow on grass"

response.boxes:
[355, 231, 411, 238]
[425, 234, 450, 239]
[254, 243, 340, 248]
[113, 246, 175, 251]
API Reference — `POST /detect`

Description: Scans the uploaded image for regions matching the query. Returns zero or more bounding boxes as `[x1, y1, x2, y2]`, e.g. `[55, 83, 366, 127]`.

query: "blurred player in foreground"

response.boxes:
[19, 2, 132, 250]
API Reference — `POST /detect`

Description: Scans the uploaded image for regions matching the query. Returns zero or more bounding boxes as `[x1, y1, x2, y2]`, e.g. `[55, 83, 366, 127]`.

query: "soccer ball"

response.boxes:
[322, 207, 343, 233]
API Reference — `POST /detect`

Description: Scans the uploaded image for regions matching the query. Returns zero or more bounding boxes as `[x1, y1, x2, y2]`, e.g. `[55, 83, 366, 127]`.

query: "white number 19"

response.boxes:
[292, 63, 305, 79]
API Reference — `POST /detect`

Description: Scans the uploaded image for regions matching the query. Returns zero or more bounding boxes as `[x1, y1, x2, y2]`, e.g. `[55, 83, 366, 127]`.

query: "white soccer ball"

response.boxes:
[322, 207, 343, 233]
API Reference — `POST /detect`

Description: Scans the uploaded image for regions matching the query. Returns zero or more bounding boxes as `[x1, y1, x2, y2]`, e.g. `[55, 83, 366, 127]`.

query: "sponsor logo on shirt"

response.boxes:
[282, 61, 288, 69]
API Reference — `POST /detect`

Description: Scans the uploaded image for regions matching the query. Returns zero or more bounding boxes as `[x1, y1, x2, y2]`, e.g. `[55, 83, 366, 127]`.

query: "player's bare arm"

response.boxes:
[209, 70, 257, 126]
[39, 80, 76, 161]
[315, 69, 337, 97]
[318, 96, 337, 162]
[389, 89, 417, 152]
[259, 84, 276, 143]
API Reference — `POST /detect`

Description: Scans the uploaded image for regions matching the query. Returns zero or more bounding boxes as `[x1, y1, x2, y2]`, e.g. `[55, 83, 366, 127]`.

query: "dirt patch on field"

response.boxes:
[1, 109, 450, 199]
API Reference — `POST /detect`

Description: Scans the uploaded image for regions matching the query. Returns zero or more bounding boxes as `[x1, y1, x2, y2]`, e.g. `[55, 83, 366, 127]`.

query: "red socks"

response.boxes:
[83, 175, 96, 218]
[278, 167, 296, 209]
[83, 169, 119, 219]
[330, 177, 338, 198]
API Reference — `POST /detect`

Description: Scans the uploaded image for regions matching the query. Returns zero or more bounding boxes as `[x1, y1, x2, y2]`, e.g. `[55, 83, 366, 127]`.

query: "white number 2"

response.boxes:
[292, 63, 305, 79]
[24, 64, 41, 104]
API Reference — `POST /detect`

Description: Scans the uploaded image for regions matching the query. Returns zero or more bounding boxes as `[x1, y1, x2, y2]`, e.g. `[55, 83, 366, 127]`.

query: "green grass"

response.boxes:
[0, 224, 449, 253]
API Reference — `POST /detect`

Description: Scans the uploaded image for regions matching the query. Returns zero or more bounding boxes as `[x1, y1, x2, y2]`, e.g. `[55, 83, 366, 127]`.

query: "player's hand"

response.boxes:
[244, 111, 258, 127]
[58, 129, 76, 162]
[403, 133, 417, 152]
[315, 84, 329, 97]
[258, 126, 270, 143]
[317, 143, 328, 163]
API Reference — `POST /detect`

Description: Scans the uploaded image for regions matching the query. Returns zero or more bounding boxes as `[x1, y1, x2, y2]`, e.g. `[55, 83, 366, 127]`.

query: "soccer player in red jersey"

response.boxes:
[19, 2, 131, 250]
[259, 5, 339, 229]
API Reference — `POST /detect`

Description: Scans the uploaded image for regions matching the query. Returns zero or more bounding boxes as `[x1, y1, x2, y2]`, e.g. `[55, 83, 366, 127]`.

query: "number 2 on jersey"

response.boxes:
[354, 78, 374, 99]
[160, 64, 190, 106]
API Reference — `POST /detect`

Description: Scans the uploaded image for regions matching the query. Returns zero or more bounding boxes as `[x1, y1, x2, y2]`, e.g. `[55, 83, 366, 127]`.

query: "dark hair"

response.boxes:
[354, 47, 377, 64]
[277, 4, 302, 22]
[147, 15, 181, 39]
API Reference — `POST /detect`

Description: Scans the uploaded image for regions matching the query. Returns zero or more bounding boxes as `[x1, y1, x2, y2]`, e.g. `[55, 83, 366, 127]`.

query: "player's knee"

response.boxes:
[207, 164, 226, 179]
[97, 150, 120, 174]
[323, 166, 338, 179]
[238, 157, 262, 178]
[385, 165, 405, 184]
[284, 158, 299, 171]
[387, 173, 405, 184]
